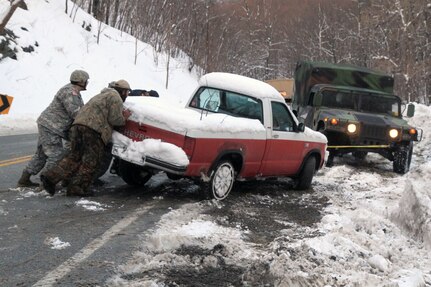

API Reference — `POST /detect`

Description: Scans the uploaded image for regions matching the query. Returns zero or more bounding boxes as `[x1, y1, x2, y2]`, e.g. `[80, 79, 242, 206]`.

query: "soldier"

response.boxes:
[40, 80, 132, 197]
[17, 70, 89, 187]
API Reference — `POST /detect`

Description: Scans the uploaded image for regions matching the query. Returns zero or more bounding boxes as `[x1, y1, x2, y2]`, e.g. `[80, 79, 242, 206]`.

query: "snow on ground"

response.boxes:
[75, 199, 110, 211]
[0, 0, 197, 136]
[45, 237, 71, 250]
[1, 0, 430, 286]
[108, 106, 431, 286]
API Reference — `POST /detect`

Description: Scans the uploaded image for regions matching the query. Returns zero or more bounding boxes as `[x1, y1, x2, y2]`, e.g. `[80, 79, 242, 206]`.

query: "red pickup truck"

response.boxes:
[112, 72, 327, 200]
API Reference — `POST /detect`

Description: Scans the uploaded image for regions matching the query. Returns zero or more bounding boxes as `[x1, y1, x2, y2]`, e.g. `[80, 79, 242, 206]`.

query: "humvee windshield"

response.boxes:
[320, 90, 401, 117]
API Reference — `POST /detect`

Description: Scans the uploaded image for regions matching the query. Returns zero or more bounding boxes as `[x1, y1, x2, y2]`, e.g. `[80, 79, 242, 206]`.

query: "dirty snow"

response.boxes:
[75, 199, 109, 211]
[46, 237, 71, 250]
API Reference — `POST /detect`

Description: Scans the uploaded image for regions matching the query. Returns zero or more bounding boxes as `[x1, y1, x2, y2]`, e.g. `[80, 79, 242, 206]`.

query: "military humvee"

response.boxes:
[291, 60, 422, 174]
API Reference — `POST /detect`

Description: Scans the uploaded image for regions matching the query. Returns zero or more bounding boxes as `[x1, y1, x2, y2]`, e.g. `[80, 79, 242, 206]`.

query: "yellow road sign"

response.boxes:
[0, 94, 14, 115]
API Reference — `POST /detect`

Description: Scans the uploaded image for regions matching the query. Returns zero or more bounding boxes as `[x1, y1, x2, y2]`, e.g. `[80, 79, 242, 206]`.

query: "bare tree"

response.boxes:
[0, 0, 25, 34]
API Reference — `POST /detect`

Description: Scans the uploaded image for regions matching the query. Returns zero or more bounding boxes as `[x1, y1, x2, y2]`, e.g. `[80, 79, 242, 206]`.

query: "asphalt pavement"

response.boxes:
[0, 133, 38, 190]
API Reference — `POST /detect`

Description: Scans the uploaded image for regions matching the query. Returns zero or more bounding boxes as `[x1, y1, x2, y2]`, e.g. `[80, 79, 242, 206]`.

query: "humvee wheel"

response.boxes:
[294, 156, 316, 190]
[118, 160, 152, 186]
[202, 160, 235, 200]
[393, 142, 413, 174]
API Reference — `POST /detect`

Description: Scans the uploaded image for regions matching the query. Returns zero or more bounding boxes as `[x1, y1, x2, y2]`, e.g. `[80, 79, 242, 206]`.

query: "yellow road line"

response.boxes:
[0, 155, 33, 167]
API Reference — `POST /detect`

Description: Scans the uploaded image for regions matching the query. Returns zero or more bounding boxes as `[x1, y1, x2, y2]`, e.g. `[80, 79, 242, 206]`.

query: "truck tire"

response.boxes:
[393, 142, 413, 174]
[294, 156, 316, 190]
[202, 160, 235, 200]
[118, 160, 152, 186]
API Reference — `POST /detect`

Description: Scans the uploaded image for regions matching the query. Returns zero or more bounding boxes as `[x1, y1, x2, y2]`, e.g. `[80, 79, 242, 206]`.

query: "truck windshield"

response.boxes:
[359, 94, 401, 116]
[189, 87, 263, 123]
[320, 90, 401, 117]
[321, 90, 355, 110]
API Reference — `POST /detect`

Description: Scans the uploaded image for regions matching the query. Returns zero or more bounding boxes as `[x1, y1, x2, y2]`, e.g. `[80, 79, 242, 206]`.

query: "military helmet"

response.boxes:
[112, 79, 131, 90]
[70, 70, 89, 89]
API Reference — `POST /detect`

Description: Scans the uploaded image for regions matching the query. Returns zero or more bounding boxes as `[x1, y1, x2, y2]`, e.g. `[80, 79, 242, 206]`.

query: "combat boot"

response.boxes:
[40, 175, 56, 196]
[17, 170, 39, 188]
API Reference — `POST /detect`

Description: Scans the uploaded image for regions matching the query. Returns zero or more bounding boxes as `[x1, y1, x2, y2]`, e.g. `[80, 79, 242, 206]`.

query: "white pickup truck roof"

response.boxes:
[199, 72, 284, 101]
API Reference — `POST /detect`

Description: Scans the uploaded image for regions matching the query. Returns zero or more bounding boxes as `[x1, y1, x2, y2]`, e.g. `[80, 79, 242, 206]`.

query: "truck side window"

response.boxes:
[190, 87, 221, 112]
[225, 91, 263, 123]
[189, 87, 263, 123]
[271, 102, 295, 132]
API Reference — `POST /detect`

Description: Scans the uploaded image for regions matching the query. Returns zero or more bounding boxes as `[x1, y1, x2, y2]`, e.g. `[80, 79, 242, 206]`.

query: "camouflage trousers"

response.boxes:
[25, 124, 66, 175]
[43, 125, 105, 192]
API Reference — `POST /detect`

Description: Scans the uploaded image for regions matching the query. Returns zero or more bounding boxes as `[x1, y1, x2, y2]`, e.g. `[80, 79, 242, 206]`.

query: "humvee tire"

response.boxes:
[393, 142, 413, 174]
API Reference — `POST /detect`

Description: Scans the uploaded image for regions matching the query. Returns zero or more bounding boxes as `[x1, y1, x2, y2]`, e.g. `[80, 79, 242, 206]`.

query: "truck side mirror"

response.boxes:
[296, 122, 305, 133]
[406, 104, 415, 117]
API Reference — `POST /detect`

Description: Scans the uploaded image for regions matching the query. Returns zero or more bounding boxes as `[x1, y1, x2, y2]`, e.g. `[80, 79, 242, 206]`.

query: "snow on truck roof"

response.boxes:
[199, 72, 284, 101]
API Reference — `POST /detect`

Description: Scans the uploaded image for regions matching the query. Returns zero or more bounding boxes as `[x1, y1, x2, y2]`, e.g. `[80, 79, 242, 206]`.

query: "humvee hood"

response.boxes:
[320, 109, 411, 128]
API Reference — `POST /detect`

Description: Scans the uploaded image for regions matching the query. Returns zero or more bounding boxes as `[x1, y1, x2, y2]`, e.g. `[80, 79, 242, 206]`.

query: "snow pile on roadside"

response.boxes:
[390, 103, 431, 248]
[0, 115, 38, 136]
[392, 165, 431, 249]
[299, 128, 431, 286]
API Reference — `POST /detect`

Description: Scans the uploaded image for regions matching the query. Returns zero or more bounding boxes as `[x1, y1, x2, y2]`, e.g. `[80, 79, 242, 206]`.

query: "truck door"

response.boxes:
[260, 101, 305, 176]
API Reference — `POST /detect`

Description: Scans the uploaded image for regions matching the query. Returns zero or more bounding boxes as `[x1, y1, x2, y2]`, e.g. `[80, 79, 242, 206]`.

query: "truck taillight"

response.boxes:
[183, 136, 196, 159]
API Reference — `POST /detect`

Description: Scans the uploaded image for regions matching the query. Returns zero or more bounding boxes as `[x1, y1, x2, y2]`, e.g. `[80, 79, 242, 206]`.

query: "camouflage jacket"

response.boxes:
[73, 88, 125, 145]
[37, 83, 84, 139]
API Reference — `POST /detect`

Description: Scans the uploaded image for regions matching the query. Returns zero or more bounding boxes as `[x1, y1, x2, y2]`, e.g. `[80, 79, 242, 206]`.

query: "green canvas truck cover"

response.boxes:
[293, 61, 395, 106]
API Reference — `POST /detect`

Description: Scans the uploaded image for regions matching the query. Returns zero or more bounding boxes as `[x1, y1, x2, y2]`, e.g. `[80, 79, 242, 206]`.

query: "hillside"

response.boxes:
[0, 0, 198, 135]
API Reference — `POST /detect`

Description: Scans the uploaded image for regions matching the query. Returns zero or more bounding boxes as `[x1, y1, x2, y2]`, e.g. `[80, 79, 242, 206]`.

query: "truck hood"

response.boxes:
[304, 126, 328, 143]
[124, 97, 266, 137]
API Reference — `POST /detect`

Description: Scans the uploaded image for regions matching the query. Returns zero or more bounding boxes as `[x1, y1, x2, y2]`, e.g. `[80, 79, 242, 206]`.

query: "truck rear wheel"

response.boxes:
[202, 160, 235, 200]
[118, 160, 152, 186]
[294, 156, 316, 190]
[393, 142, 413, 174]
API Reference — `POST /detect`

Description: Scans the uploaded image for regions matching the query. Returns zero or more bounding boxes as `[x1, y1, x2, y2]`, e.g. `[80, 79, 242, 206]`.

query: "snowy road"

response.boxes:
[1, 131, 430, 286]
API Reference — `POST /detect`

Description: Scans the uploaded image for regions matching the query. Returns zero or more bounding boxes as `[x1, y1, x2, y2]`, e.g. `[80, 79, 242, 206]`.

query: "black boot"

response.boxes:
[40, 175, 56, 196]
[17, 171, 39, 188]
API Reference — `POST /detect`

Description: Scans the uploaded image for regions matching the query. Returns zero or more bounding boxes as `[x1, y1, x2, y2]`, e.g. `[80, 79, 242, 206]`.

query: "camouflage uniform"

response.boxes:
[24, 83, 84, 175]
[42, 86, 127, 195]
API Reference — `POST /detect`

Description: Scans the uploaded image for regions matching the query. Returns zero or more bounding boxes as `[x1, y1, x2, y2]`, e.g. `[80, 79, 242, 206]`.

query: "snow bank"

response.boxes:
[392, 166, 431, 248]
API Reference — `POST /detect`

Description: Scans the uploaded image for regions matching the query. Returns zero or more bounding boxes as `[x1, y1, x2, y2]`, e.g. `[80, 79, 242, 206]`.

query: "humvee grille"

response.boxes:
[362, 124, 386, 140]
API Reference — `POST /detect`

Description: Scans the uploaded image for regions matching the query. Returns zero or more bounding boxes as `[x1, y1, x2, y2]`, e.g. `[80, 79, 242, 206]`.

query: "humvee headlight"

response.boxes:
[330, 118, 338, 125]
[389, 129, 399, 139]
[347, 123, 357, 134]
